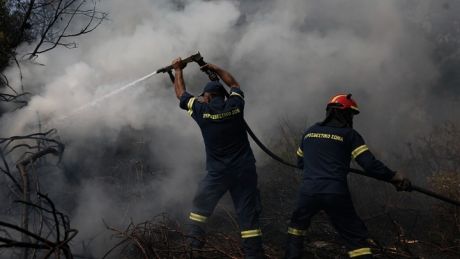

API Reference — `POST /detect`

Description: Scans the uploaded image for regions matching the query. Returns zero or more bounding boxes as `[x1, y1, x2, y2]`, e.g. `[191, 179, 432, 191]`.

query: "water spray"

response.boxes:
[52, 52, 208, 123]
[54, 70, 158, 122]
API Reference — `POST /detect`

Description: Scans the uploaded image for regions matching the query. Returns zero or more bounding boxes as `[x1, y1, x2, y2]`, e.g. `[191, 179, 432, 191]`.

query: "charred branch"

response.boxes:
[0, 193, 78, 258]
[0, 129, 63, 196]
[0, 127, 65, 258]
[0, 129, 64, 160]
[14, 141, 63, 259]
[103, 214, 259, 259]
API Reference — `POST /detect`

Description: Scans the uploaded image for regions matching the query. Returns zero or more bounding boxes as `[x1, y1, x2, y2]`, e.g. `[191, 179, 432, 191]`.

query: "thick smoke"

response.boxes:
[1, 0, 459, 256]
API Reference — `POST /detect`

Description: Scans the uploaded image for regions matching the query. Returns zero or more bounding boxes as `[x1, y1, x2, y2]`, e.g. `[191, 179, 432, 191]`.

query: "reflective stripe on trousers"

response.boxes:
[348, 247, 372, 258]
[189, 212, 207, 223]
[241, 229, 262, 238]
[287, 227, 307, 236]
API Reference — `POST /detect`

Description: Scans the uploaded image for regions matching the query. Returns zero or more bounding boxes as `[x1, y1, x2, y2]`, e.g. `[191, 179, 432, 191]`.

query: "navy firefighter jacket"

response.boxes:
[296, 123, 396, 194]
[179, 87, 255, 171]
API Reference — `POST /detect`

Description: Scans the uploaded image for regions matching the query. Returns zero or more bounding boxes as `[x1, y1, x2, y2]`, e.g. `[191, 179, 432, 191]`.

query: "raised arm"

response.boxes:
[172, 57, 186, 99]
[201, 63, 240, 88]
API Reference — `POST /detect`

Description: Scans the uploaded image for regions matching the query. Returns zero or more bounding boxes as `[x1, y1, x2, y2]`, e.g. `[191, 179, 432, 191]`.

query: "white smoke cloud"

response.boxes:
[2, 0, 444, 157]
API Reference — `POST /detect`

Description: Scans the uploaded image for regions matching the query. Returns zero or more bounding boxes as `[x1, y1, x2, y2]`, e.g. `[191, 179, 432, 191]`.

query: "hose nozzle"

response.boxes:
[156, 52, 203, 74]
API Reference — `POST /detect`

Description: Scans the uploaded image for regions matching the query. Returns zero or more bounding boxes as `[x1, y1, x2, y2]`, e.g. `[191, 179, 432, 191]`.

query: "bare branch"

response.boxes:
[0, 192, 78, 258]
[27, 0, 107, 58]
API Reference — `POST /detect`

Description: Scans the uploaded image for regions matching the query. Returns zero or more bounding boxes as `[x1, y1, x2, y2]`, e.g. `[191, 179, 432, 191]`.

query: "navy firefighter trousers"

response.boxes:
[286, 193, 373, 259]
[187, 163, 264, 257]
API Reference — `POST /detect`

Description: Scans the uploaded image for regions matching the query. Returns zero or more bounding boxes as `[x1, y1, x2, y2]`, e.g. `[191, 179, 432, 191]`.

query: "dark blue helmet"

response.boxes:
[200, 81, 229, 97]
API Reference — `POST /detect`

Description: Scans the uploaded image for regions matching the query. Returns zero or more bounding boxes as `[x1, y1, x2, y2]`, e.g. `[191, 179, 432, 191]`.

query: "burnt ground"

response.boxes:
[101, 160, 459, 258]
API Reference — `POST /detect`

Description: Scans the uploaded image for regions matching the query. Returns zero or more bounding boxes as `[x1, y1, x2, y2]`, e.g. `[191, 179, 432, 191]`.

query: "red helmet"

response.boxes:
[327, 93, 360, 114]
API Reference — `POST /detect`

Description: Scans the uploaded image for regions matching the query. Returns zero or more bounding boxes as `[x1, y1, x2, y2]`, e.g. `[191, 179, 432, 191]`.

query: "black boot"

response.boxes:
[285, 235, 304, 259]
[242, 237, 265, 259]
[186, 223, 206, 249]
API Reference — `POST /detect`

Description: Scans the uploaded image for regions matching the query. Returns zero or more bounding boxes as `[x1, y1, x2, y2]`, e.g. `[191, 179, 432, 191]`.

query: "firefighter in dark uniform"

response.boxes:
[171, 58, 264, 258]
[285, 94, 411, 259]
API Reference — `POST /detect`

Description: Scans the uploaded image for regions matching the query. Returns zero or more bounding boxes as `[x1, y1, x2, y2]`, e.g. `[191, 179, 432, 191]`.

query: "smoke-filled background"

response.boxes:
[1, 0, 460, 257]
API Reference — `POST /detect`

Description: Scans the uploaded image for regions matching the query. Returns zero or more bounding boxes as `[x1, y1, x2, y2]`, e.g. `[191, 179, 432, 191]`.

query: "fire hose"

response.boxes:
[159, 52, 460, 207]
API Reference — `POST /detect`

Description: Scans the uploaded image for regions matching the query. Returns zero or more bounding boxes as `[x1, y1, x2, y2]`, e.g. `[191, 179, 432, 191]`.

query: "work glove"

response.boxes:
[390, 172, 412, 192]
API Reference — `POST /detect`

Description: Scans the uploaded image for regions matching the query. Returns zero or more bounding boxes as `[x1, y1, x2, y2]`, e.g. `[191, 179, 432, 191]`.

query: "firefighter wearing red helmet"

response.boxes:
[328, 94, 360, 113]
[285, 94, 411, 259]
